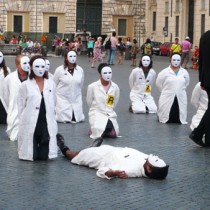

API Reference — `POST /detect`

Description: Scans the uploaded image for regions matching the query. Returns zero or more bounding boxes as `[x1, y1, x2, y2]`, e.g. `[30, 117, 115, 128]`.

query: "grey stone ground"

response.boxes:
[0, 53, 210, 210]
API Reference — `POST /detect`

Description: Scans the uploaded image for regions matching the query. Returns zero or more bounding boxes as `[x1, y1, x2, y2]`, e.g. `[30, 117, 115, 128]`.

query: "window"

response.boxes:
[49, 17, 58, 34]
[118, 19, 127, 36]
[165, 16, 168, 29]
[201, 0, 205, 10]
[175, 16, 179, 37]
[165, 2, 169, 13]
[14, 15, 22, 32]
[201, 14, 205, 35]
[153, 12, 156, 31]
[175, 0, 180, 12]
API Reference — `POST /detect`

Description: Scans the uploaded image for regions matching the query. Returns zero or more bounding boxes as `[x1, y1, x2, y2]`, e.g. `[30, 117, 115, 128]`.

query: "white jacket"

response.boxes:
[129, 67, 157, 113]
[17, 78, 58, 161]
[53, 65, 85, 123]
[71, 145, 147, 179]
[156, 66, 189, 124]
[86, 80, 120, 139]
[190, 82, 208, 130]
[3, 71, 22, 141]
[0, 67, 11, 112]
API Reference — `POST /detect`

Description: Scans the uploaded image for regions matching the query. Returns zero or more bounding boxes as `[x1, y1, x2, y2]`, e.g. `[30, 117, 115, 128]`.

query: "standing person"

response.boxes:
[91, 37, 103, 68]
[87, 36, 94, 62]
[4, 55, 30, 141]
[143, 38, 152, 56]
[190, 82, 208, 131]
[125, 37, 132, 60]
[181, 36, 192, 69]
[130, 39, 139, 67]
[156, 53, 190, 124]
[87, 63, 120, 139]
[189, 30, 210, 147]
[17, 55, 58, 161]
[54, 50, 85, 123]
[107, 31, 118, 65]
[170, 38, 181, 57]
[116, 37, 125, 65]
[0, 52, 11, 124]
[129, 55, 157, 114]
[191, 45, 199, 70]
[56, 134, 169, 180]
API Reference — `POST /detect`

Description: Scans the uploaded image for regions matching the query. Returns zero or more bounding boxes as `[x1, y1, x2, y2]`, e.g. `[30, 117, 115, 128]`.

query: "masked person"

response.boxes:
[87, 63, 120, 139]
[17, 55, 57, 161]
[4, 55, 30, 141]
[0, 51, 11, 124]
[156, 53, 190, 124]
[129, 55, 157, 114]
[56, 134, 169, 180]
[45, 59, 53, 79]
[54, 50, 85, 123]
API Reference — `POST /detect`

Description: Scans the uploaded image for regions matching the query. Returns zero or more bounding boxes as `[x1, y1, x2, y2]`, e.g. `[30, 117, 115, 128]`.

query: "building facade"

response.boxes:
[0, 0, 209, 46]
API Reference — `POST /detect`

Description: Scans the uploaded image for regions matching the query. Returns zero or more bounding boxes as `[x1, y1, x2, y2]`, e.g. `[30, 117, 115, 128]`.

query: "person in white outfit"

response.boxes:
[0, 51, 11, 124]
[4, 55, 30, 141]
[156, 53, 190, 124]
[17, 55, 58, 161]
[45, 59, 53, 79]
[190, 82, 208, 131]
[54, 50, 85, 123]
[129, 55, 157, 114]
[86, 63, 120, 139]
[56, 134, 169, 180]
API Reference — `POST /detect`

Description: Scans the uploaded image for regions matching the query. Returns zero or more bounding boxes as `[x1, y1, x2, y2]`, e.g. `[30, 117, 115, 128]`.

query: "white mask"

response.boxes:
[45, 59, 50, 71]
[67, 51, 77, 63]
[148, 154, 166, 167]
[141, 55, 151, 67]
[32, 58, 46, 77]
[101, 66, 112, 82]
[20, 56, 30, 72]
[171, 54, 181, 67]
[0, 52, 3, 64]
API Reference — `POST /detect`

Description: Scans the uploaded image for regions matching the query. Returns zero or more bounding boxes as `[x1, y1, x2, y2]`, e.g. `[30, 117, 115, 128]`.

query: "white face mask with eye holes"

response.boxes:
[101, 66, 112, 82]
[32, 58, 46, 77]
[67, 51, 77, 64]
[0, 52, 3, 64]
[45, 59, 50, 71]
[171, 54, 181, 67]
[20, 56, 30, 72]
[141, 55, 151, 67]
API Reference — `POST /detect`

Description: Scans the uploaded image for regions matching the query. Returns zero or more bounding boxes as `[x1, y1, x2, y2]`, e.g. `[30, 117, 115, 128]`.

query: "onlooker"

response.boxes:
[107, 31, 118, 65]
[125, 37, 132, 60]
[116, 37, 125, 65]
[181, 36, 192, 69]
[91, 37, 103, 68]
[130, 39, 139, 66]
[9, 35, 18, 44]
[87, 36, 94, 62]
[189, 30, 210, 147]
[191, 46, 199, 70]
[170, 38, 181, 57]
[143, 38, 152, 55]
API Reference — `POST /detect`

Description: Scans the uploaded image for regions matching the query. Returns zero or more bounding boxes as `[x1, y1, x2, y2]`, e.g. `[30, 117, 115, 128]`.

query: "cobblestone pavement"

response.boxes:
[0, 54, 210, 210]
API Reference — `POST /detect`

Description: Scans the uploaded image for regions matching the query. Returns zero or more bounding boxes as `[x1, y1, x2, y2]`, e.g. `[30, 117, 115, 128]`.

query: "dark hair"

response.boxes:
[112, 31, 116, 37]
[146, 38, 151, 44]
[133, 39, 137, 44]
[64, 50, 77, 69]
[0, 53, 9, 77]
[145, 165, 169, 180]
[29, 55, 48, 80]
[139, 55, 153, 69]
[97, 63, 109, 74]
[118, 37, 122, 42]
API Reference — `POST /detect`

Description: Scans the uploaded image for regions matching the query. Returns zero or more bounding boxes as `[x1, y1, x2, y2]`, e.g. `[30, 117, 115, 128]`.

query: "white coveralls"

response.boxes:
[86, 80, 120, 139]
[71, 145, 148, 179]
[3, 71, 23, 141]
[156, 66, 189, 124]
[53, 65, 85, 123]
[0, 67, 11, 112]
[17, 78, 58, 161]
[190, 82, 208, 130]
[129, 67, 157, 113]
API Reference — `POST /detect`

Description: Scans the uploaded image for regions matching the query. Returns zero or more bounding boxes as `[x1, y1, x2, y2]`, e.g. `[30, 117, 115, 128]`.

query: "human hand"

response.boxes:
[114, 170, 128, 179]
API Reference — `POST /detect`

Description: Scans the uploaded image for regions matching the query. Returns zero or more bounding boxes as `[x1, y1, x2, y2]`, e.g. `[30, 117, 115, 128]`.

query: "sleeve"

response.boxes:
[3, 77, 10, 110]
[96, 167, 113, 180]
[53, 67, 60, 86]
[17, 83, 27, 119]
[191, 83, 201, 109]
[184, 71, 190, 87]
[198, 36, 203, 83]
[156, 71, 164, 92]
[129, 69, 135, 89]
[114, 85, 120, 107]
[147, 69, 156, 86]
[80, 68, 84, 88]
[86, 84, 94, 107]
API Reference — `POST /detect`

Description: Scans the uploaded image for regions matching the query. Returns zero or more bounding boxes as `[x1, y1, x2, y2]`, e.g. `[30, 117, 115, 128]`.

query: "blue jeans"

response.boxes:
[107, 47, 116, 64]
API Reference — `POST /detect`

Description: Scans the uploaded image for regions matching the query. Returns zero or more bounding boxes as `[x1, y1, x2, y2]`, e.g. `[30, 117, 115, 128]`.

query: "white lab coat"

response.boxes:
[190, 82, 208, 130]
[156, 66, 189, 124]
[3, 71, 22, 141]
[129, 67, 157, 113]
[17, 78, 58, 161]
[86, 80, 120, 139]
[53, 65, 85, 123]
[71, 145, 148, 179]
[0, 67, 11, 112]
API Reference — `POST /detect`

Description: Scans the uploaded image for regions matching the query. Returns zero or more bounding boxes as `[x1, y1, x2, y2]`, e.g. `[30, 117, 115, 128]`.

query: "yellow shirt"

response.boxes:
[171, 43, 181, 53]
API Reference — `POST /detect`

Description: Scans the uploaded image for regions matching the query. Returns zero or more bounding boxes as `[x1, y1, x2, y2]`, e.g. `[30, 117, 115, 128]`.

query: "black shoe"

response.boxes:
[189, 133, 205, 147]
[56, 133, 66, 150]
[89, 138, 103, 147]
[129, 105, 133, 113]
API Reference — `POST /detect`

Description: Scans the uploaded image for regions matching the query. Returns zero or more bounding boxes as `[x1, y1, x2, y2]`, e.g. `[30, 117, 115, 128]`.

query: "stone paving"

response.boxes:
[0, 54, 210, 210]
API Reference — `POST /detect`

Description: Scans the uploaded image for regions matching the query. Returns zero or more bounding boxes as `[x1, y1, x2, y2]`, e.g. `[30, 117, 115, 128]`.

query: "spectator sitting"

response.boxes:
[10, 35, 18, 44]
[27, 38, 34, 53]
[33, 40, 41, 54]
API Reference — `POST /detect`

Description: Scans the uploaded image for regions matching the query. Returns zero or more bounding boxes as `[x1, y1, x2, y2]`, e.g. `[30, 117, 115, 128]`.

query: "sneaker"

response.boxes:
[56, 133, 65, 150]
[89, 138, 103, 147]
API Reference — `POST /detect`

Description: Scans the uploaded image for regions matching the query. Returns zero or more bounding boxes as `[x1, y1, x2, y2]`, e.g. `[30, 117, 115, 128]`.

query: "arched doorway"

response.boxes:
[76, 0, 102, 35]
